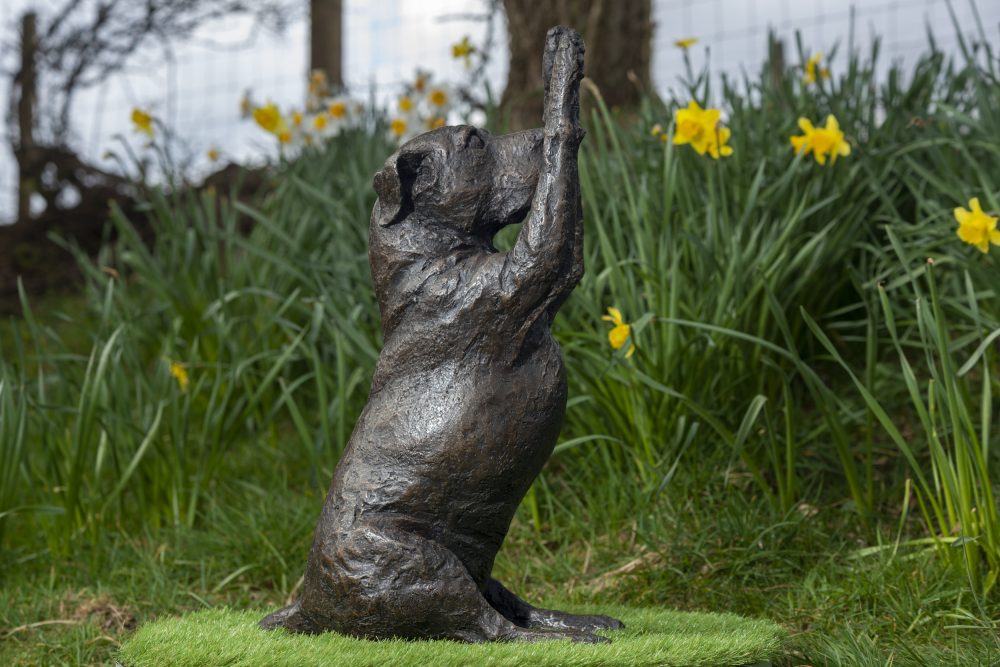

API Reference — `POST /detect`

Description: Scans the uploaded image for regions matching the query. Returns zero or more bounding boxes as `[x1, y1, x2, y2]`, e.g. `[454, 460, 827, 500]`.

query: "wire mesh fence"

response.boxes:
[654, 0, 999, 90]
[1, 0, 998, 224]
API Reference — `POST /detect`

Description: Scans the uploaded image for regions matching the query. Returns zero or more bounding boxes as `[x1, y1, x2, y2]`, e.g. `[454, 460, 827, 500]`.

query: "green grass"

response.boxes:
[117, 606, 785, 667]
[2, 468, 998, 666]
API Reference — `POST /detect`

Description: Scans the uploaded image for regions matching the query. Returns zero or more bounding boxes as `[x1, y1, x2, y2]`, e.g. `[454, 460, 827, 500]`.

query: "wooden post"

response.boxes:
[310, 0, 343, 89]
[769, 35, 785, 92]
[16, 11, 38, 222]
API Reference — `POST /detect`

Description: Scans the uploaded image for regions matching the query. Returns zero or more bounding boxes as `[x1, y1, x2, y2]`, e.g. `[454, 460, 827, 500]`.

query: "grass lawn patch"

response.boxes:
[117, 605, 786, 667]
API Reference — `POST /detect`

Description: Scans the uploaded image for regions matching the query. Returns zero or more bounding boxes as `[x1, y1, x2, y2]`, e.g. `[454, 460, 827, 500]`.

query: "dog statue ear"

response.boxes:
[373, 150, 427, 227]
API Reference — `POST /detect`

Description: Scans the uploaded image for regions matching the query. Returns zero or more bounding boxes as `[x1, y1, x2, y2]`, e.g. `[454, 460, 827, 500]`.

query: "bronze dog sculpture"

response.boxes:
[261, 26, 621, 643]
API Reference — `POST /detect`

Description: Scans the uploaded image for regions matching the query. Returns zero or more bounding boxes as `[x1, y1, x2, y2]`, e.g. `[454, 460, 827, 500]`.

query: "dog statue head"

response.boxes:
[373, 125, 545, 238]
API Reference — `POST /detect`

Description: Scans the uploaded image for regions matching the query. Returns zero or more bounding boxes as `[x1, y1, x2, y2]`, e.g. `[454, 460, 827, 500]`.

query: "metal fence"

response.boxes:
[653, 0, 999, 88]
[1, 0, 998, 224]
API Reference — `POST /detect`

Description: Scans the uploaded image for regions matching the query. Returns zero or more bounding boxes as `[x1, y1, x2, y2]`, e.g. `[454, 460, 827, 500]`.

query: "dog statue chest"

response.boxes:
[368, 316, 567, 456]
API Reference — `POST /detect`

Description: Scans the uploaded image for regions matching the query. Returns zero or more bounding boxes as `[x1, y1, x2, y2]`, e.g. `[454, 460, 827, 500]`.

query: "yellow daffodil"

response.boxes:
[131, 108, 154, 137]
[278, 130, 292, 145]
[169, 361, 189, 392]
[601, 307, 636, 358]
[452, 36, 475, 67]
[313, 113, 329, 131]
[399, 96, 414, 113]
[253, 102, 288, 136]
[328, 101, 348, 119]
[954, 197, 1000, 254]
[308, 69, 329, 96]
[709, 127, 734, 158]
[804, 53, 830, 84]
[414, 70, 430, 93]
[650, 124, 668, 143]
[426, 116, 446, 130]
[672, 101, 733, 158]
[291, 111, 304, 128]
[390, 117, 408, 138]
[429, 87, 450, 108]
[673, 101, 717, 152]
[674, 37, 698, 50]
[206, 147, 220, 162]
[790, 115, 851, 165]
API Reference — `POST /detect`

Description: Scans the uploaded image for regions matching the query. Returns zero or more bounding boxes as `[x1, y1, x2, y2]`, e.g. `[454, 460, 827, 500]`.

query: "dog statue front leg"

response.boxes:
[499, 26, 585, 319]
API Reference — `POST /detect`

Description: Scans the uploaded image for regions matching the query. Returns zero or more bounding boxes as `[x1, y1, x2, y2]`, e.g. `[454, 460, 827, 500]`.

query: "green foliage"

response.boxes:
[0, 129, 389, 556]
[548, 25, 1000, 546]
[805, 260, 1000, 597]
[0, 365, 28, 547]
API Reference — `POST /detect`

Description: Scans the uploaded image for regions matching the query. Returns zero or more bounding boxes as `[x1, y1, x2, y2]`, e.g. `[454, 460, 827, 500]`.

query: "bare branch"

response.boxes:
[7, 0, 303, 145]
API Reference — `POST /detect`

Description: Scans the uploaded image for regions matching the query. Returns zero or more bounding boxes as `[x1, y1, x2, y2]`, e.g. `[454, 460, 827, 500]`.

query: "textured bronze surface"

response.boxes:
[261, 26, 621, 643]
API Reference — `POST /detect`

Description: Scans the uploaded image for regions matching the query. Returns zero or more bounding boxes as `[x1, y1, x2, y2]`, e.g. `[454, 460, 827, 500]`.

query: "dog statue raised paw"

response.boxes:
[260, 25, 623, 643]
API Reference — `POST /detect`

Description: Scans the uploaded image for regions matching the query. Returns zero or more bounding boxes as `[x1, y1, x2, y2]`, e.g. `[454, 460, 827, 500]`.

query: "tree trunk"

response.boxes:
[310, 0, 343, 88]
[501, 0, 651, 130]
